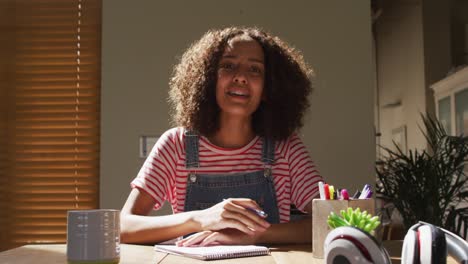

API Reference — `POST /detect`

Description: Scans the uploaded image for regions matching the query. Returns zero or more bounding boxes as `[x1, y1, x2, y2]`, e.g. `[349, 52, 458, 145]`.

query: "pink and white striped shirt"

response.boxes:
[131, 127, 322, 223]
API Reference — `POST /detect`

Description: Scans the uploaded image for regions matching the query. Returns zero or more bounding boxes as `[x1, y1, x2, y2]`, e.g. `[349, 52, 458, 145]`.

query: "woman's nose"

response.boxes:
[233, 71, 247, 84]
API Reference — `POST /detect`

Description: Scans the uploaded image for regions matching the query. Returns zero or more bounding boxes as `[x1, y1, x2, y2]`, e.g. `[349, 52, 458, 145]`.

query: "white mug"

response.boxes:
[67, 209, 120, 263]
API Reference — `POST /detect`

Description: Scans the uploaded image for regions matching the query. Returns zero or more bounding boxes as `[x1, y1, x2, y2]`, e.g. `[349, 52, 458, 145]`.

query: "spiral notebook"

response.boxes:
[154, 245, 270, 260]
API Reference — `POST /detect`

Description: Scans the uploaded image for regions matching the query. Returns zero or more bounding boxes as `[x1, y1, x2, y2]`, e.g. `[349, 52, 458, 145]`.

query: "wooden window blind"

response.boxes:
[0, 0, 101, 251]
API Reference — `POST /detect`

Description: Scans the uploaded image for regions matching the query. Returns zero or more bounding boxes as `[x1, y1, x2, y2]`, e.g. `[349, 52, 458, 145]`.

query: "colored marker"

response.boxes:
[335, 189, 341, 200]
[329, 185, 335, 200]
[318, 181, 325, 200]
[324, 184, 330, 200]
[341, 189, 349, 200]
[352, 190, 361, 199]
[359, 184, 372, 199]
[364, 190, 373, 199]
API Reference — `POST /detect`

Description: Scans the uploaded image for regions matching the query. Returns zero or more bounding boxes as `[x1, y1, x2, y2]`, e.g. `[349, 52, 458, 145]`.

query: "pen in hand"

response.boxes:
[222, 199, 268, 218]
[246, 207, 268, 218]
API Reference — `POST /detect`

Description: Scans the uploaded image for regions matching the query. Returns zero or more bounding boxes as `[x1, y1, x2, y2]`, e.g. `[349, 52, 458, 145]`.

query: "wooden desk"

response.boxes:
[0, 241, 456, 264]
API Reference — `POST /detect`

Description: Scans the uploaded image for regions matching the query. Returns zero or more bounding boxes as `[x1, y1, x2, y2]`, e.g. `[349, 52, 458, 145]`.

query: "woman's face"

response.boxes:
[215, 35, 265, 119]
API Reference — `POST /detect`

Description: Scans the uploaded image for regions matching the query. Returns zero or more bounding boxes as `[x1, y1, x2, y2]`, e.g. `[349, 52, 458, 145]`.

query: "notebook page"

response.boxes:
[154, 245, 270, 260]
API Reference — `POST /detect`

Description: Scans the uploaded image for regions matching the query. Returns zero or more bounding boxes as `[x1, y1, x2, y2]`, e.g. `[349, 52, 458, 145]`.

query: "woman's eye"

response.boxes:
[220, 63, 234, 70]
[250, 66, 263, 74]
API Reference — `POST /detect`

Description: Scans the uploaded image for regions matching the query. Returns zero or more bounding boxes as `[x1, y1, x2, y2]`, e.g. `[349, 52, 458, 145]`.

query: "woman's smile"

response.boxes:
[226, 86, 250, 99]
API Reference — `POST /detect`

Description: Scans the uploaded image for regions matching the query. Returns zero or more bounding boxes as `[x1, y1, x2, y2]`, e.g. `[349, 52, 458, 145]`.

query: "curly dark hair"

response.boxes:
[169, 26, 314, 141]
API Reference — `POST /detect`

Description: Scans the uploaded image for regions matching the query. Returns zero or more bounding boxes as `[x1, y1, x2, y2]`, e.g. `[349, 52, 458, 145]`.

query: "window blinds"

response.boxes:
[0, 0, 101, 250]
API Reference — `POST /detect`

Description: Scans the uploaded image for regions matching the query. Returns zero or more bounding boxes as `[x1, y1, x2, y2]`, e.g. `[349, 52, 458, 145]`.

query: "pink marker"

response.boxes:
[341, 189, 349, 200]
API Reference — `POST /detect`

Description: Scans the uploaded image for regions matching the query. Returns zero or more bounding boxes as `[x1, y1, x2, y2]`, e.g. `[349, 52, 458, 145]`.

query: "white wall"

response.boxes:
[101, 1, 374, 212]
[375, 0, 427, 153]
[375, 0, 452, 155]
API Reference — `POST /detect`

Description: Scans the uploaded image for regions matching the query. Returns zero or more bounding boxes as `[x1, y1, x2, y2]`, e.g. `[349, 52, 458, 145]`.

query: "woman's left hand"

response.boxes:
[176, 229, 257, 247]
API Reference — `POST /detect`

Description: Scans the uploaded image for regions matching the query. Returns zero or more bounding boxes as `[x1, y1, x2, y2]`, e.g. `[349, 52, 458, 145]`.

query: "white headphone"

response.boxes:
[401, 221, 468, 264]
[324, 226, 391, 264]
[324, 222, 468, 264]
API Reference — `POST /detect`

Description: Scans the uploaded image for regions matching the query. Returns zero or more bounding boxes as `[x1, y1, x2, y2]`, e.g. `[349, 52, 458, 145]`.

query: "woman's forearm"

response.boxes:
[120, 188, 275, 245]
[120, 211, 200, 244]
[255, 217, 312, 244]
[121, 188, 313, 245]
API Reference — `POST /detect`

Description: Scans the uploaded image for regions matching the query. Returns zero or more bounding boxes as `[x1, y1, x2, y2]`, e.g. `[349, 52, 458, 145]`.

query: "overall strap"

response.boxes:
[184, 130, 200, 169]
[261, 137, 275, 165]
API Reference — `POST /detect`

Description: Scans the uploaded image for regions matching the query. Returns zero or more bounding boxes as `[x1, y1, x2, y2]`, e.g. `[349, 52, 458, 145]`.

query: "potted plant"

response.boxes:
[376, 115, 468, 239]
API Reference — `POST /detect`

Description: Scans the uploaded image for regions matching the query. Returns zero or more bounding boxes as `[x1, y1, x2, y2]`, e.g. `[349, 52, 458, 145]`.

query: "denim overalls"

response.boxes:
[183, 131, 280, 224]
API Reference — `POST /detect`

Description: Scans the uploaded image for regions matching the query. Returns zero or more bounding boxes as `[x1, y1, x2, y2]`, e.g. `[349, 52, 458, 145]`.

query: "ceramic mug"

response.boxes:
[67, 209, 120, 264]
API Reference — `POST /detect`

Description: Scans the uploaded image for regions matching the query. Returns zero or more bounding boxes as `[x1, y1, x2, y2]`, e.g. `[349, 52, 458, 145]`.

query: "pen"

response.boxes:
[247, 207, 268, 218]
[223, 199, 268, 218]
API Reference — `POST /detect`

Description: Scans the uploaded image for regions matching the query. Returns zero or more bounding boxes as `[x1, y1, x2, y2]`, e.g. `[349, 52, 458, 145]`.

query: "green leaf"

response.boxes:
[376, 114, 468, 238]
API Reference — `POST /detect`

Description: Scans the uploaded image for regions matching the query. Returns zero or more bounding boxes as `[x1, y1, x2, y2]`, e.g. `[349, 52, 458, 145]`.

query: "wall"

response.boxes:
[375, 0, 427, 154]
[375, 0, 451, 154]
[422, 0, 451, 120]
[451, 0, 468, 66]
[101, 1, 374, 212]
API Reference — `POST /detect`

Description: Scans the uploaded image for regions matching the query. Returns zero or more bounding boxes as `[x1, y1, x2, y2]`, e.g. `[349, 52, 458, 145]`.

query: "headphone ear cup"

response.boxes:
[325, 239, 373, 264]
[417, 224, 447, 264]
[324, 227, 391, 264]
[402, 229, 419, 264]
[431, 226, 447, 264]
[418, 224, 433, 263]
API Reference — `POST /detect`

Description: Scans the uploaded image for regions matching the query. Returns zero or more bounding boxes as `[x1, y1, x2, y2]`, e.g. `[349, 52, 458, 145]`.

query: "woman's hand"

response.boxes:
[176, 229, 257, 246]
[191, 198, 270, 235]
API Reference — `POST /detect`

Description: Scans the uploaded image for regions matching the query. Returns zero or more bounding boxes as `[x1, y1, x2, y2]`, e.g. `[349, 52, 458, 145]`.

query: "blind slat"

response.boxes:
[14, 172, 98, 177]
[15, 182, 98, 188]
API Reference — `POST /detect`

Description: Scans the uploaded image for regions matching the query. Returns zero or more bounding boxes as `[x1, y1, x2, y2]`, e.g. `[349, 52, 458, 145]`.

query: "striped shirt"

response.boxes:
[131, 127, 322, 223]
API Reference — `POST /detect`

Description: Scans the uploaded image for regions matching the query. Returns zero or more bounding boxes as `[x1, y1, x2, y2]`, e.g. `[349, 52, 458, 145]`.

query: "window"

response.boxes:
[0, 0, 101, 250]
[438, 96, 451, 135]
[455, 88, 468, 135]
[432, 66, 468, 137]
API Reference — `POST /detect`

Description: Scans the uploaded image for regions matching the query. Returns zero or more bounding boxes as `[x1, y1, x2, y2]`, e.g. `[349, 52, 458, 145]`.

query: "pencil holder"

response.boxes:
[312, 198, 375, 258]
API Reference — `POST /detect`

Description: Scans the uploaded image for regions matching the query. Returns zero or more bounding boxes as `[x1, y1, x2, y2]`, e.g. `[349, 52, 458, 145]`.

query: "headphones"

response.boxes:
[324, 222, 468, 264]
[402, 221, 468, 264]
[324, 226, 391, 264]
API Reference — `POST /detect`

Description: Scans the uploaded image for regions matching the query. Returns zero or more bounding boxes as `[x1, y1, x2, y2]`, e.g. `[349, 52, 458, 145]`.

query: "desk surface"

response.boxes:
[0, 241, 456, 264]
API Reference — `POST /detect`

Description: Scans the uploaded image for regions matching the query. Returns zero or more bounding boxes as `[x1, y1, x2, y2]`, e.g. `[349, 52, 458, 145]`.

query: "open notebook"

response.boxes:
[154, 245, 270, 260]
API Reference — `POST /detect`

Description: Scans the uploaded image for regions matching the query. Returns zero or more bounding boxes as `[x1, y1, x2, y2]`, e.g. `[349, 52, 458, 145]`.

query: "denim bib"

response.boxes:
[183, 130, 280, 224]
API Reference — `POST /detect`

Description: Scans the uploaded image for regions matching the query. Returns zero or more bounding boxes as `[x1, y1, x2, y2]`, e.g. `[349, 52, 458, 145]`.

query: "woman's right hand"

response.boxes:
[191, 198, 271, 235]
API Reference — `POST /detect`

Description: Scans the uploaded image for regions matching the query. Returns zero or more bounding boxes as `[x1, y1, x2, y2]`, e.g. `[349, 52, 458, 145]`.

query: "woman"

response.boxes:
[120, 27, 322, 246]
